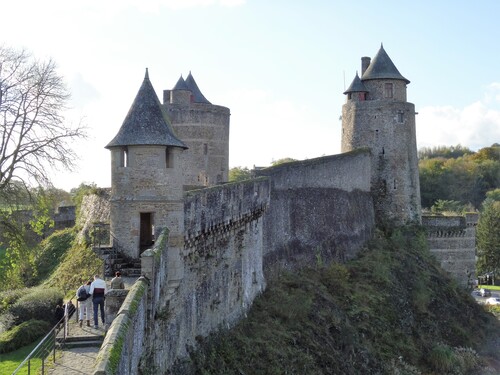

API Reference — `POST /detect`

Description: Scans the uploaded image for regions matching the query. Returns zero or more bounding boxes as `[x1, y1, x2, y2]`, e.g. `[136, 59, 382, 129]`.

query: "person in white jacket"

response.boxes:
[89, 274, 107, 329]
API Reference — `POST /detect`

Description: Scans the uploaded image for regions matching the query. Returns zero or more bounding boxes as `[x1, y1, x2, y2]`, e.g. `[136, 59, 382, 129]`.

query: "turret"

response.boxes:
[341, 45, 421, 226]
[163, 72, 230, 189]
[106, 69, 187, 259]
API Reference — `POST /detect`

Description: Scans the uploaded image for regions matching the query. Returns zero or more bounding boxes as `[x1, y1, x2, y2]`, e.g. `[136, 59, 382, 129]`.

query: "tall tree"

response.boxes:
[0, 46, 85, 289]
[0, 46, 86, 190]
[476, 189, 500, 277]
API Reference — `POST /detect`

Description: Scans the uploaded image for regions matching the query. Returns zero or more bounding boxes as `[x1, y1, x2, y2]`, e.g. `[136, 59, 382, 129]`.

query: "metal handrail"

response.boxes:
[11, 305, 72, 375]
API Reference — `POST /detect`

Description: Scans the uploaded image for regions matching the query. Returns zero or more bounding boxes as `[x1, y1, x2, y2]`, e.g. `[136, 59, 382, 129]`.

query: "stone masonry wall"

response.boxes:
[164, 101, 230, 189]
[256, 150, 375, 278]
[423, 213, 478, 287]
[144, 179, 270, 372]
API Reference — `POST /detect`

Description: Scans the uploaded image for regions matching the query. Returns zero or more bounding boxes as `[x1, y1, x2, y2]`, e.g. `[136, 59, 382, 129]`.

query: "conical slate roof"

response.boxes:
[173, 75, 189, 91]
[361, 45, 410, 84]
[106, 69, 187, 149]
[185, 72, 211, 104]
[343, 72, 369, 94]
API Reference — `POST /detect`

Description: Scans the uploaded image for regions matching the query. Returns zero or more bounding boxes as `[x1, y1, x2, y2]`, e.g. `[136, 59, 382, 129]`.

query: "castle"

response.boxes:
[94, 45, 476, 373]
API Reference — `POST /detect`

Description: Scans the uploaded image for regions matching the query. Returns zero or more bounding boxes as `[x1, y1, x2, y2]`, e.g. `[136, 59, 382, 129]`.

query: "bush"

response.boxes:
[428, 343, 456, 372]
[0, 288, 29, 314]
[9, 287, 63, 325]
[0, 319, 51, 353]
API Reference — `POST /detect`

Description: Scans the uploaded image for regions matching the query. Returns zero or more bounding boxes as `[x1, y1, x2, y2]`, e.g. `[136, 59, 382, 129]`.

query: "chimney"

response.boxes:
[361, 57, 371, 76]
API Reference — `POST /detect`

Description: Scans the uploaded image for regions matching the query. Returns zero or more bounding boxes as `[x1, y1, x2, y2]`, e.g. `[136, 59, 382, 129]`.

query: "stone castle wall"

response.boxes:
[423, 213, 478, 287]
[97, 151, 375, 372]
[145, 179, 269, 371]
[256, 150, 375, 277]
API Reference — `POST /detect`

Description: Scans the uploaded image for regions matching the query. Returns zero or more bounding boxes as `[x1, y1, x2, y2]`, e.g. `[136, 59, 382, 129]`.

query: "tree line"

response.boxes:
[418, 144, 500, 280]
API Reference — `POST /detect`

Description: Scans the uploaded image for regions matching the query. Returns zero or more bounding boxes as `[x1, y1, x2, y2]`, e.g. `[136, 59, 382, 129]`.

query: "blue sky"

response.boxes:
[2, 0, 499, 191]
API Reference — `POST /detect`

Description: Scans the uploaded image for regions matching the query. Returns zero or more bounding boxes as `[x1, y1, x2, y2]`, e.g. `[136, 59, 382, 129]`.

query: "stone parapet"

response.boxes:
[93, 277, 148, 375]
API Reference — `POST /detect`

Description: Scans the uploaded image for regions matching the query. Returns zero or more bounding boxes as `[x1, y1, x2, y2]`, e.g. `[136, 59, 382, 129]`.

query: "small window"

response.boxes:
[358, 92, 366, 101]
[121, 147, 128, 167]
[203, 143, 208, 155]
[165, 148, 173, 168]
[398, 111, 404, 123]
[384, 83, 393, 98]
[347, 93, 352, 100]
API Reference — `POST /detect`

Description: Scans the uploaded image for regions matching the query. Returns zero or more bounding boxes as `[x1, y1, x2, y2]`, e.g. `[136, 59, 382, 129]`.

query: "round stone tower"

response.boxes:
[106, 69, 187, 260]
[163, 72, 230, 190]
[341, 45, 421, 226]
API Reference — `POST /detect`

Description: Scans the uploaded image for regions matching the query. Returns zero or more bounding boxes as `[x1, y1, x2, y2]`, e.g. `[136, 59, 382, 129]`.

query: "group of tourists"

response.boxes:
[74, 271, 125, 329]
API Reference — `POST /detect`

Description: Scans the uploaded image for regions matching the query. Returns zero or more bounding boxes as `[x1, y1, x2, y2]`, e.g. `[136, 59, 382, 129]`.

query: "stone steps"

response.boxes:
[57, 332, 104, 349]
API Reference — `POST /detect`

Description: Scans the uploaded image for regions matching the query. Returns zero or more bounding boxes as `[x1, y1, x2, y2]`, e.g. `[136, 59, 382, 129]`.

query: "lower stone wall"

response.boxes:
[423, 213, 478, 287]
[93, 277, 148, 375]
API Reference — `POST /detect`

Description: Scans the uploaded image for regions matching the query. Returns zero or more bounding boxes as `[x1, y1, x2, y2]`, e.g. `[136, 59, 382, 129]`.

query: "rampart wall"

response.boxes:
[257, 149, 375, 277]
[142, 179, 270, 372]
[423, 213, 478, 287]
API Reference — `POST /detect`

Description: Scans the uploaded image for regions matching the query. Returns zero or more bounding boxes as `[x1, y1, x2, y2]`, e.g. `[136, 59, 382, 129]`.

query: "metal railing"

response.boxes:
[12, 305, 73, 375]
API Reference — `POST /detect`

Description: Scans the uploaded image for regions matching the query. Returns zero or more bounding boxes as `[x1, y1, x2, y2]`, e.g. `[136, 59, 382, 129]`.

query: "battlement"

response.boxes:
[422, 214, 477, 286]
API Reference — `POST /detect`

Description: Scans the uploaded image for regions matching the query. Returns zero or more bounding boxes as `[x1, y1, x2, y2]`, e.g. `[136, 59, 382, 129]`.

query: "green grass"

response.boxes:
[478, 285, 500, 291]
[0, 339, 43, 375]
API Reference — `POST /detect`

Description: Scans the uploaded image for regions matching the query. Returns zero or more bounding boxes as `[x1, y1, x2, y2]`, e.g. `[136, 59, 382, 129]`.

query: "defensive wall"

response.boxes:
[256, 149, 375, 278]
[91, 149, 378, 373]
[423, 213, 479, 287]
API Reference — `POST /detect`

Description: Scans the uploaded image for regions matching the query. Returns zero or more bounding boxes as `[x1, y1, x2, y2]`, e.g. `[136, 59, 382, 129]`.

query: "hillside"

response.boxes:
[170, 227, 500, 375]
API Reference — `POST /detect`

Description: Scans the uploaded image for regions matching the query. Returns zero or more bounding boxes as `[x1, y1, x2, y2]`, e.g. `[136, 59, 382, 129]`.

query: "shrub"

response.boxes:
[9, 287, 63, 325]
[428, 343, 456, 372]
[0, 319, 51, 353]
[0, 288, 29, 314]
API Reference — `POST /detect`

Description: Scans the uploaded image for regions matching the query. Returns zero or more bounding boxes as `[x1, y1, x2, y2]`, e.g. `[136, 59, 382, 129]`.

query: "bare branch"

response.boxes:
[0, 46, 87, 191]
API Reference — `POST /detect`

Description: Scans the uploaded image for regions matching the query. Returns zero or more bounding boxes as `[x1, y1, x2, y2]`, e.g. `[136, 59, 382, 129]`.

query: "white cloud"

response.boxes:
[417, 83, 500, 151]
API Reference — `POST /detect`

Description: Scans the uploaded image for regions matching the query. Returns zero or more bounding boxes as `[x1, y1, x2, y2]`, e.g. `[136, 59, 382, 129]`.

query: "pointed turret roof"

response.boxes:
[361, 44, 410, 84]
[173, 75, 189, 91]
[106, 69, 187, 149]
[343, 72, 369, 94]
[185, 72, 211, 104]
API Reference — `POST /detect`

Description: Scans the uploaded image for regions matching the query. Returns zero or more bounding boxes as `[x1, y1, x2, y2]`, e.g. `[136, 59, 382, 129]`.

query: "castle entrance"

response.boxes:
[140, 212, 154, 253]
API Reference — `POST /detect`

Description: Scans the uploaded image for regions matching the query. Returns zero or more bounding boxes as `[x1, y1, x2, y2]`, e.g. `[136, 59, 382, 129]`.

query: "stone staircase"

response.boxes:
[94, 246, 142, 278]
[59, 334, 104, 349]
[56, 320, 105, 349]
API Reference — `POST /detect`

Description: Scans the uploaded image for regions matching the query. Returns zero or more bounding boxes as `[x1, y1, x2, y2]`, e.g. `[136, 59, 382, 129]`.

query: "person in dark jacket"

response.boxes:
[89, 274, 107, 329]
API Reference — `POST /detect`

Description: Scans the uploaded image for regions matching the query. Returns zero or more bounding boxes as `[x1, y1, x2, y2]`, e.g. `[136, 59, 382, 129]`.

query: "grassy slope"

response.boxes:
[0, 229, 103, 370]
[0, 339, 43, 374]
[173, 227, 500, 375]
